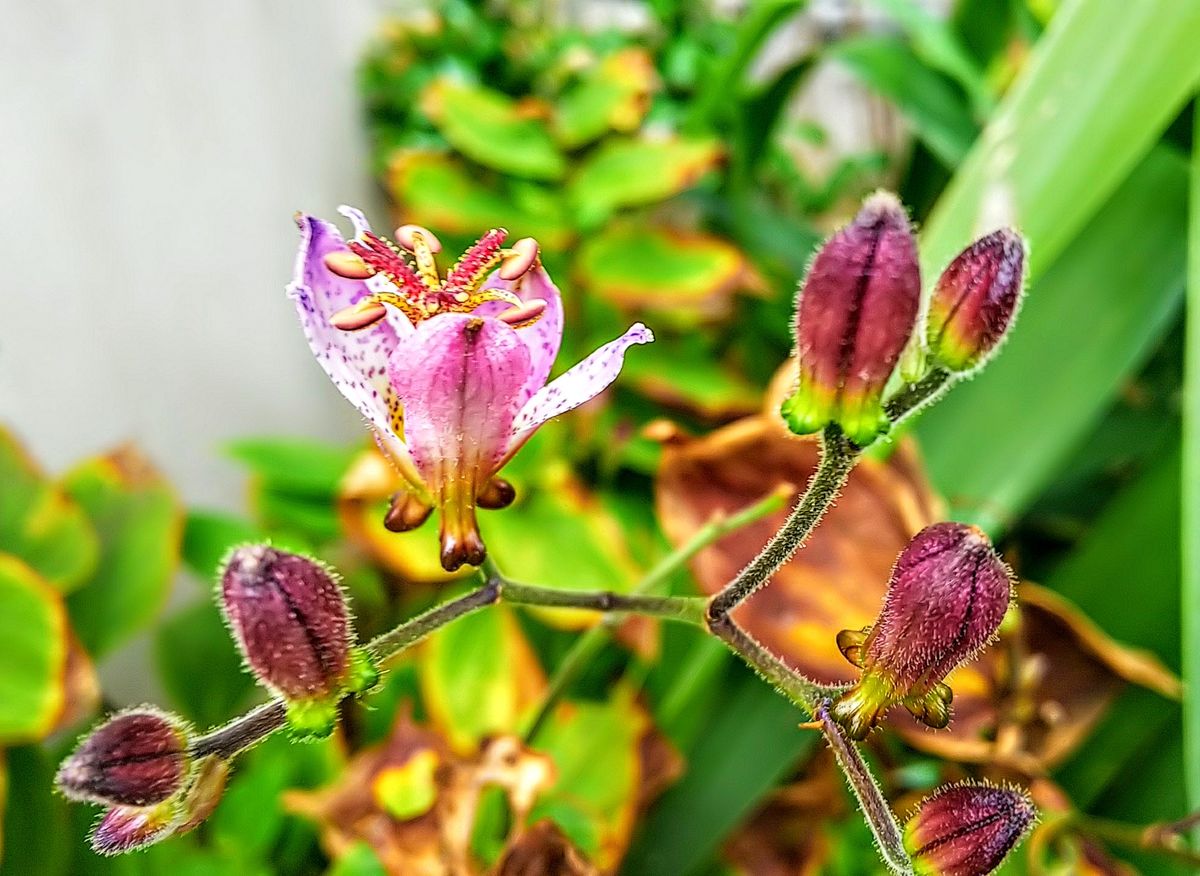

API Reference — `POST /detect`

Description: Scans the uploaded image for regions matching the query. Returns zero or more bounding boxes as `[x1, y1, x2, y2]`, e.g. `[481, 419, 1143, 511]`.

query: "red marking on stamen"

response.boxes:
[445, 228, 508, 295]
[348, 232, 426, 298]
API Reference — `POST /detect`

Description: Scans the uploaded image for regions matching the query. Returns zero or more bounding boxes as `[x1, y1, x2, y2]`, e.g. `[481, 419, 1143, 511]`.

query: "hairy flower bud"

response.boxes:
[57, 709, 191, 807]
[782, 191, 920, 445]
[832, 522, 1013, 739]
[220, 545, 378, 737]
[926, 229, 1026, 373]
[91, 801, 180, 856]
[904, 783, 1036, 875]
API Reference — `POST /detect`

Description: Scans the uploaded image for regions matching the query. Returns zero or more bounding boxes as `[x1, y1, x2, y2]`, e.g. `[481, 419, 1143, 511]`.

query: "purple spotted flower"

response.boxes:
[288, 208, 653, 571]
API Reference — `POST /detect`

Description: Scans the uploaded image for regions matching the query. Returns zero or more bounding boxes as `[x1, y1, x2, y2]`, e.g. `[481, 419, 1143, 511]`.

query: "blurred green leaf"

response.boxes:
[0, 427, 98, 593]
[831, 35, 977, 166]
[1, 746, 71, 876]
[871, 0, 992, 115]
[421, 78, 565, 180]
[327, 843, 387, 876]
[577, 223, 747, 311]
[181, 510, 265, 580]
[918, 0, 1200, 278]
[0, 555, 67, 743]
[226, 437, 358, 499]
[420, 603, 543, 751]
[63, 449, 182, 657]
[529, 689, 646, 870]
[569, 137, 722, 225]
[916, 148, 1188, 532]
[623, 664, 814, 876]
[156, 598, 254, 728]
[387, 151, 573, 247]
[1184, 100, 1200, 821]
[552, 47, 655, 148]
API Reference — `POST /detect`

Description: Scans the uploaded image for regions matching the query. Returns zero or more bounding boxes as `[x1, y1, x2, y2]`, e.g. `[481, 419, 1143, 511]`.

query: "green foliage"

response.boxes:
[0, 557, 66, 742]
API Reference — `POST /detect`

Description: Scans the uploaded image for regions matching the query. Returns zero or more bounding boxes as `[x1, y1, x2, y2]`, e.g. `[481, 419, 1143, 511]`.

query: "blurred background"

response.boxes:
[2, 0, 1199, 873]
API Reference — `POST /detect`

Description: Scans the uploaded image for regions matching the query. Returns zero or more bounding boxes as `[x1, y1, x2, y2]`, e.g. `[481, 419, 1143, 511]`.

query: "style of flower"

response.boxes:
[288, 208, 653, 571]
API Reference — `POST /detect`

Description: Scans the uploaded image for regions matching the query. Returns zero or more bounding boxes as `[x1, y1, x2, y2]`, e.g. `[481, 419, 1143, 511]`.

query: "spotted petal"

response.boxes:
[508, 323, 653, 451]
[287, 211, 418, 481]
[476, 264, 564, 406]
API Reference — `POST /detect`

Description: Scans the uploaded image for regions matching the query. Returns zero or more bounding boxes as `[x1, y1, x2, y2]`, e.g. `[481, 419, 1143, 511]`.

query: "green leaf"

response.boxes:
[831, 35, 977, 166]
[551, 47, 655, 149]
[916, 148, 1188, 532]
[528, 689, 646, 871]
[870, 0, 992, 115]
[181, 510, 265, 580]
[623, 663, 814, 876]
[226, 437, 358, 499]
[569, 137, 722, 225]
[327, 843, 387, 876]
[156, 598, 255, 728]
[63, 450, 182, 657]
[387, 151, 573, 248]
[918, 0, 1200, 278]
[419, 603, 543, 751]
[1185, 100, 1200, 818]
[421, 78, 565, 180]
[576, 223, 747, 311]
[0, 555, 67, 743]
[0, 427, 98, 593]
[1, 746, 71, 876]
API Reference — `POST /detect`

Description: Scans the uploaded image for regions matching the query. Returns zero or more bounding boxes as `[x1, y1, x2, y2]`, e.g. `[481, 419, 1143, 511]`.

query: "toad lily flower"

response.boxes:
[288, 207, 653, 571]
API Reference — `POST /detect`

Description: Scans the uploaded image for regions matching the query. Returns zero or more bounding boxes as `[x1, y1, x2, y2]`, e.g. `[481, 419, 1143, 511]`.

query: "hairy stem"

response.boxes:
[818, 704, 914, 875]
[708, 611, 837, 708]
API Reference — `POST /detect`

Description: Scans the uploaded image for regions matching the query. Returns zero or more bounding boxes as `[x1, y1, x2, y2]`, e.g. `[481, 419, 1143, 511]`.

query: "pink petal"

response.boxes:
[387, 314, 532, 568]
[474, 265, 564, 405]
[286, 210, 418, 478]
[509, 323, 653, 445]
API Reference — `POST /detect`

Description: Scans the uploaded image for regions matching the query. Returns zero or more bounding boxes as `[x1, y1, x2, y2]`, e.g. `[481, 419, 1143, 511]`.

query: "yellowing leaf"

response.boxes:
[387, 150, 573, 248]
[374, 749, 440, 820]
[0, 427, 99, 592]
[552, 47, 657, 149]
[421, 78, 565, 180]
[0, 553, 68, 743]
[569, 137, 723, 223]
[577, 224, 749, 312]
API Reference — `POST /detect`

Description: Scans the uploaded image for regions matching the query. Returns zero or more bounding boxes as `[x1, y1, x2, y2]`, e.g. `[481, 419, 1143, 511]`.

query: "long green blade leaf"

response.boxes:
[1183, 102, 1200, 819]
[917, 148, 1188, 532]
[918, 0, 1200, 278]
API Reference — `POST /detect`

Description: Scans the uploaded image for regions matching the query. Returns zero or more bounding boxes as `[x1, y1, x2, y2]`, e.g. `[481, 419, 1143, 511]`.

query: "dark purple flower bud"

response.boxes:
[57, 709, 191, 807]
[220, 545, 378, 737]
[832, 522, 1013, 739]
[904, 783, 1036, 876]
[782, 191, 920, 445]
[90, 801, 179, 856]
[926, 229, 1026, 373]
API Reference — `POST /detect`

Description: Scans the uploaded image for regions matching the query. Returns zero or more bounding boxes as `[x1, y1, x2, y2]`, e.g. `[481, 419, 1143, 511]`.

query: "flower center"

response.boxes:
[326, 226, 544, 330]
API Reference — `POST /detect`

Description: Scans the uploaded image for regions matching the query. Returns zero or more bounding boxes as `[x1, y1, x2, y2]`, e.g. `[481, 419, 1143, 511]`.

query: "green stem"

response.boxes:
[707, 611, 835, 709]
[500, 580, 706, 625]
[818, 704, 914, 875]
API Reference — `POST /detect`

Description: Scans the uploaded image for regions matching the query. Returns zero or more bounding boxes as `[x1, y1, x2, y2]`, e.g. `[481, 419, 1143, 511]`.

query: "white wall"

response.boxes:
[0, 1, 389, 510]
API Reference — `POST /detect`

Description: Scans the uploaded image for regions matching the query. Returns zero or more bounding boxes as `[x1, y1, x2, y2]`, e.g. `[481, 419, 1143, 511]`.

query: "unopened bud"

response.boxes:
[831, 522, 1013, 738]
[782, 192, 920, 445]
[57, 709, 191, 807]
[499, 237, 539, 280]
[330, 299, 388, 331]
[220, 545, 378, 737]
[904, 783, 1036, 875]
[926, 229, 1026, 373]
[323, 250, 375, 280]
